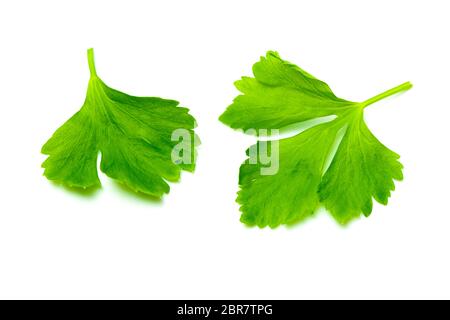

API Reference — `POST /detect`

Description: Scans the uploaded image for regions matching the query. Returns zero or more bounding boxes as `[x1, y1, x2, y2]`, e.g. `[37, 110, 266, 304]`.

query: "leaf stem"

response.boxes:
[363, 81, 412, 108]
[87, 48, 97, 77]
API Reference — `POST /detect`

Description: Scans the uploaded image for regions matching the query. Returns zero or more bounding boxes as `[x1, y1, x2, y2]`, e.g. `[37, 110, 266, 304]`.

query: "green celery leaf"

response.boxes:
[42, 49, 198, 198]
[220, 51, 411, 227]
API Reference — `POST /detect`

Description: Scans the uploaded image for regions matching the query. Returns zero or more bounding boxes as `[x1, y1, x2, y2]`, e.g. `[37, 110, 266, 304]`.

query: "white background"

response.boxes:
[0, 0, 449, 299]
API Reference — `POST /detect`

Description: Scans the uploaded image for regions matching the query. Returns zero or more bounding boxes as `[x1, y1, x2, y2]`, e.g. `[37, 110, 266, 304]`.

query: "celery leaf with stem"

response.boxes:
[220, 51, 411, 227]
[42, 49, 198, 198]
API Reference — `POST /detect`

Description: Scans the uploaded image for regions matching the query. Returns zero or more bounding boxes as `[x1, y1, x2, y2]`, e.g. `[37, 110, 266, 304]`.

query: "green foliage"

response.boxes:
[220, 51, 411, 227]
[42, 49, 198, 197]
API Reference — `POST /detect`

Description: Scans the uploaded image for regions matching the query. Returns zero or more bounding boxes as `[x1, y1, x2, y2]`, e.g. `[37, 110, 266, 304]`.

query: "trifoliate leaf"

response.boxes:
[42, 49, 198, 197]
[220, 51, 411, 227]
